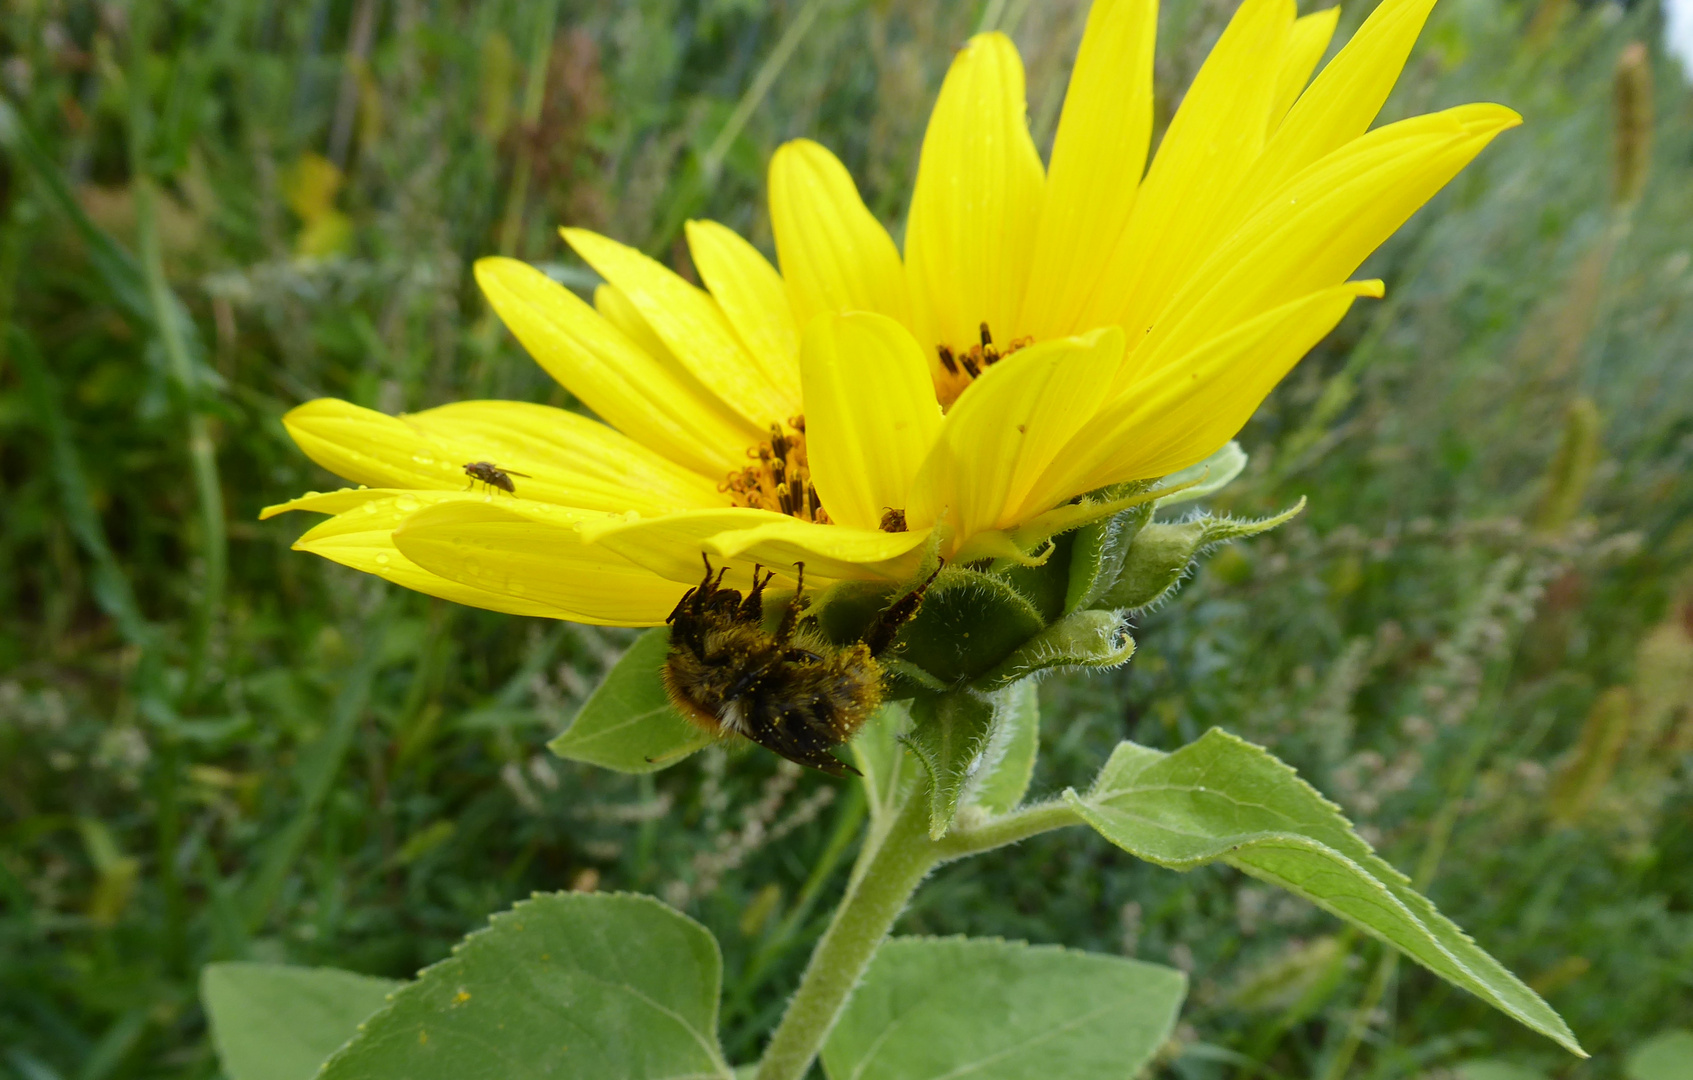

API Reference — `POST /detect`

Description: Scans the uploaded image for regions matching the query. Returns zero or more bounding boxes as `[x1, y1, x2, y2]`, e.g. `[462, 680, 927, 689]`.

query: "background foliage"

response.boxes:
[2, 0, 1690, 1077]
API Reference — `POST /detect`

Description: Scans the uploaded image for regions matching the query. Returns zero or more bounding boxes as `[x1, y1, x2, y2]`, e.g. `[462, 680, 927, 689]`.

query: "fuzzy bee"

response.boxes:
[662, 557, 937, 776]
[463, 460, 530, 494]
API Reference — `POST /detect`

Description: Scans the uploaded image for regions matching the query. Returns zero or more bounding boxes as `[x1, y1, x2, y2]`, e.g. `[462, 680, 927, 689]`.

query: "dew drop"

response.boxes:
[375, 553, 391, 566]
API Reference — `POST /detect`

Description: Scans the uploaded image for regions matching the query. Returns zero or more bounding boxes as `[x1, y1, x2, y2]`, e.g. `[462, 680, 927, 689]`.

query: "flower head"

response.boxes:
[266, 0, 1517, 625]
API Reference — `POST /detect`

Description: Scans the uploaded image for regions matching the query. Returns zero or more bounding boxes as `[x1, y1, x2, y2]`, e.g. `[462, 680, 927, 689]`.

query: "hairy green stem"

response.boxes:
[755, 783, 1082, 1080]
[935, 799, 1081, 860]
[755, 785, 937, 1080]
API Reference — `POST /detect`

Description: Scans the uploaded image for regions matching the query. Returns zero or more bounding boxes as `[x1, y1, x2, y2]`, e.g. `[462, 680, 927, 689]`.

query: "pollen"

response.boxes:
[936, 322, 1033, 407]
[722, 416, 832, 523]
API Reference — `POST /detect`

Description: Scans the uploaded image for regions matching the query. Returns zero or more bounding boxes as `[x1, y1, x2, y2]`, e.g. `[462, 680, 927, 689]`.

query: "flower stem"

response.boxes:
[753, 783, 1085, 1080]
[753, 782, 937, 1080]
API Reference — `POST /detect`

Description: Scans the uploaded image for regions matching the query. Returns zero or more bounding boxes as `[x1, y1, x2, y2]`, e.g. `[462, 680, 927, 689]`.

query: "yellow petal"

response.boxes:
[1030, 282, 1380, 508]
[903, 32, 1045, 355]
[392, 501, 688, 626]
[1075, 0, 1292, 336]
[577, 508, 931, 587]
[404, 400, 726, 510]
[908, 327, 1125, 541]
[279, 397, 724, 513]
[261, 486, 402, 520]
[594, 282, 681, 368]
[768, 139, 909, 327]
[684, 219, 801, 400]
[799, 313, 943, 531]
[1128, 104, 1519, 386]
[1254, 0, 1442, 196]
[289, 492, 576, 619]
[475, 257, 755, 475]
[1018, 0, 1157, 341]
[1270, 8, 1340, 132]
[709, 518, 933, 584]
[563, 227, 798, 427]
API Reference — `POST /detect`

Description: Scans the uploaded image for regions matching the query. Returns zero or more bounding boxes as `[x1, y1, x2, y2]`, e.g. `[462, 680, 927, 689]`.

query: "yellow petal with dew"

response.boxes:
[564, 227, 798, 427]
[800, 313, 943, 532]
[290, 492, 576, 619]
[1018, 0, 1157, 341]
[1253, 0, 1442, 197]
[392, 501, 688, 626]
[1128, 104, 1519, 388]
[1270, 8, 1339, 133]
[1029, 281, 1379, 510]
[577, 508, 931, 588]
[768, 138, 909, 328]
[684, 219, 801, 398]
[904, 32, 1045, 355]
[1076, 0, 1292, 337]
[908, 327, 1124, 542]
[261, 486, 402, 520]
[279, 397, 724, 514]
[476, 257, 755, 475]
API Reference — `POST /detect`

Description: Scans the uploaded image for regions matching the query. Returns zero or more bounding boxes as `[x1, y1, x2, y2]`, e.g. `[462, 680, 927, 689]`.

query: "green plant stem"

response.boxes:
[937, 798, 1082, 858]
[754, 783, 937, 1080]
[754, 786, 1083, 1080]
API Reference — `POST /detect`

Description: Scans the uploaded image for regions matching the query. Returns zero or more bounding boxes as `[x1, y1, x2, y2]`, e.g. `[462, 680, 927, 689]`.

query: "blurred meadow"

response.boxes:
[3, 0, 1692, 1077]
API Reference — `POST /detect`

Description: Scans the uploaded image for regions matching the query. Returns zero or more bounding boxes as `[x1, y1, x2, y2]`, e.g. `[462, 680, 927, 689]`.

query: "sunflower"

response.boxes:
[265, 0, 1517, 626]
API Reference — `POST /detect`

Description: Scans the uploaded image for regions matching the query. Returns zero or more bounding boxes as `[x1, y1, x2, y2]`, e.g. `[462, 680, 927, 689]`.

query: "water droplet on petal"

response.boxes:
[375, 552, 392, 566]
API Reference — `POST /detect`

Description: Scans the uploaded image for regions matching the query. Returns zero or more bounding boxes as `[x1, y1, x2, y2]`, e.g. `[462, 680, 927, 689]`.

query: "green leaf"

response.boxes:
[903, 690, 996, 838]
[974, 609, 1134, 690]
[1099, 501, 1304, 612]
[201, 963, 400, 1080]
[959, 680, 1040, 816]
[1627, 1030, 1693, 1080]
[1064, 729, 1583, 1056]
[820, 937, 1186, 1080]
[548, 627, 715, 773]
[320, 892, 733, 1080]
[1153, 441, 1248, 507]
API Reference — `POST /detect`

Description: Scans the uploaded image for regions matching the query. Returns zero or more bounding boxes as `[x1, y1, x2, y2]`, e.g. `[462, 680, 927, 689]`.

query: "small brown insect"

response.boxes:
[463, 461, 530, 494]
[662, 557, 939, 776]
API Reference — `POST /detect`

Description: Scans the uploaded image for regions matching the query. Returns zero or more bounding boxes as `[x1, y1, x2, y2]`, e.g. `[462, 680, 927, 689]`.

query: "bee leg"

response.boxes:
[738, 565, 774, 624]
[776, 561, 811, 643]
[861, 562, 944, 657]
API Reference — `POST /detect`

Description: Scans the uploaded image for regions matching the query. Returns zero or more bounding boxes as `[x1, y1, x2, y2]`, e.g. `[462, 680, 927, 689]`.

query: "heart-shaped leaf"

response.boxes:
[201, 963, 400, 1080]
[320, 892, 733, 1080]
[1064, 730, 1582, 1056]
[821, 936, 1185, 1080]
[549, 627, 715, 773]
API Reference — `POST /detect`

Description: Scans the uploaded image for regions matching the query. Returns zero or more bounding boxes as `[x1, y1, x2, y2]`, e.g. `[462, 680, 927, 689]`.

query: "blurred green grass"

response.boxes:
[1, 0, 1690, 1078]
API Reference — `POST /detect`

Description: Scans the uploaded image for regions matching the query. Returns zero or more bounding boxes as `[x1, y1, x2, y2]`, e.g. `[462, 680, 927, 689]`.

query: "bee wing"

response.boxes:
[742, 705, 862, 778]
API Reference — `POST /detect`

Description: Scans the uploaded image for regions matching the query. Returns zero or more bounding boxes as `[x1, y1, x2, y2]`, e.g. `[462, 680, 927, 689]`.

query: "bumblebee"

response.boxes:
[662, 557, 936, 776]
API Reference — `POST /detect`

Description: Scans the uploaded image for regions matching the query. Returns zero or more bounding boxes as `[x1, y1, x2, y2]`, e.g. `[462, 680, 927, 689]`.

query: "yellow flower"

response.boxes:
[265, 0, 1518, 626]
